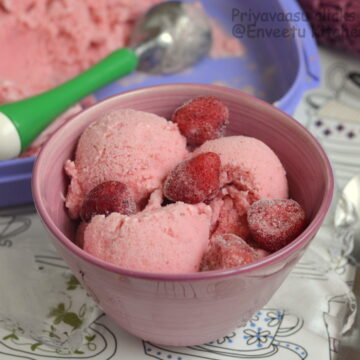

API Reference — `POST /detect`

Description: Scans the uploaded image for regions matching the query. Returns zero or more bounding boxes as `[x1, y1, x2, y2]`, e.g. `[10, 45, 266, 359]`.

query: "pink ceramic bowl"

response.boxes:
[32, 84, 334, 346]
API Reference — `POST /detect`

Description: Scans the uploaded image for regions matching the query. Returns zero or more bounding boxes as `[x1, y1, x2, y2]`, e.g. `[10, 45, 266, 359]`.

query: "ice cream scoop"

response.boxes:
[0, 1, 212, 161]
[193, 136, 289, 239]
[65, 108, 188, 219]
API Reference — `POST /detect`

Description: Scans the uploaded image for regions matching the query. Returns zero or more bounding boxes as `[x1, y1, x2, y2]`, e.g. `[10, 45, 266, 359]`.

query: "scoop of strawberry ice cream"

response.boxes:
[65, 109, 188, 219]
[83, 202, 212, 274]
[193, 136, 288, 238]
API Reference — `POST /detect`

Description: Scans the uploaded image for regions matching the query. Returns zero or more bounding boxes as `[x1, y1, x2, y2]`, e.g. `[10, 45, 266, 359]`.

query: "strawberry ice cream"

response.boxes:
[65, 109, 188, 219]
[64, 96, 305, 274]
[0, 0, 162, 101]
[0, 0, 243, 103]
[84, 202, 212, 274]
[193, 136, 288, 239]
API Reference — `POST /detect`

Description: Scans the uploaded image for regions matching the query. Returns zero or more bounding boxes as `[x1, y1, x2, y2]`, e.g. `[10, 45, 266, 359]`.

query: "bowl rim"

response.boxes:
[32, 83, 334, 281]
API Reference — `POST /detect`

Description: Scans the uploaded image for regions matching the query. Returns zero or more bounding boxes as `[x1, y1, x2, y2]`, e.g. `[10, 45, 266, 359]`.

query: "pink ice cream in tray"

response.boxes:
[0, 0, 320, 208]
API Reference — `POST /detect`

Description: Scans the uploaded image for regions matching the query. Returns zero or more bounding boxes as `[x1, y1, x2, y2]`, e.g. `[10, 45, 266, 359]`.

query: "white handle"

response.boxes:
[0, 112, 21, 161]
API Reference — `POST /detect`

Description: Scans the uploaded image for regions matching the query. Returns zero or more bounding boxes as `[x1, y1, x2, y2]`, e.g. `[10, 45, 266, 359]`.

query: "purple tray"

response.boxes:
[0, 0, 320, 208]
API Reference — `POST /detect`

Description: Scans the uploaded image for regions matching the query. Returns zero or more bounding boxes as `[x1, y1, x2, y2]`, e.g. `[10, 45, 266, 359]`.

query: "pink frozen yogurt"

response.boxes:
[193, 136, 288, 238]
[83, 202, 212, 274]
[0, 0, 162, 101]
[65, 109, 188, 219]
[0, 0, 243, 103]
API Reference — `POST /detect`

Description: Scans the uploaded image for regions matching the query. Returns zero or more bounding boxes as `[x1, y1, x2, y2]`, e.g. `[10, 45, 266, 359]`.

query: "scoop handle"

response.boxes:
[0, 48, 138, 158]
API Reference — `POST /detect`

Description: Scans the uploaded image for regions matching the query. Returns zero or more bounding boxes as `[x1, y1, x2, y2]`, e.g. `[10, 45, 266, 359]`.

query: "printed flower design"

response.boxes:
[216, 332, 236, 344]
[250, 312, 260, 322]
[264, 310, 283, 327]
[0, 215, 31, 247]
[243, 327, 272, 348]
[245, 311, 263, 328]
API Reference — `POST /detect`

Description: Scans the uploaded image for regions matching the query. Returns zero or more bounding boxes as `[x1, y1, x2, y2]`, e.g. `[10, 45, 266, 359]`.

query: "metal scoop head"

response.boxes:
[130, 1, 212, 74]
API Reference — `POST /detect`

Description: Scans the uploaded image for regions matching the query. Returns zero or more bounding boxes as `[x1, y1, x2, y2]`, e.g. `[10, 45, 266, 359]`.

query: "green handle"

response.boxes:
[0, 47, 138, 151]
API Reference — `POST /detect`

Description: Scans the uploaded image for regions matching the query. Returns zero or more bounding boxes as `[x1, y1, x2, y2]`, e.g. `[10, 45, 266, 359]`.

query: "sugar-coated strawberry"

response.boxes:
[163, 152, 221, 204]
[172, 96, 229, 147]
[80, 181, 136, 222]
[201, 234, 259, 271]
[247, 199, 306, 252]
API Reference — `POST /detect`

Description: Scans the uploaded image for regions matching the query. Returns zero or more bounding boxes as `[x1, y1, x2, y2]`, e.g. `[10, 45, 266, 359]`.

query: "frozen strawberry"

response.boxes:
[201, 234, 259, 271]
[163, 152, 221, 204]
[172, 96, 229, 147]
[247, 199, 306, 252]
[80, 181, 137, 222]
